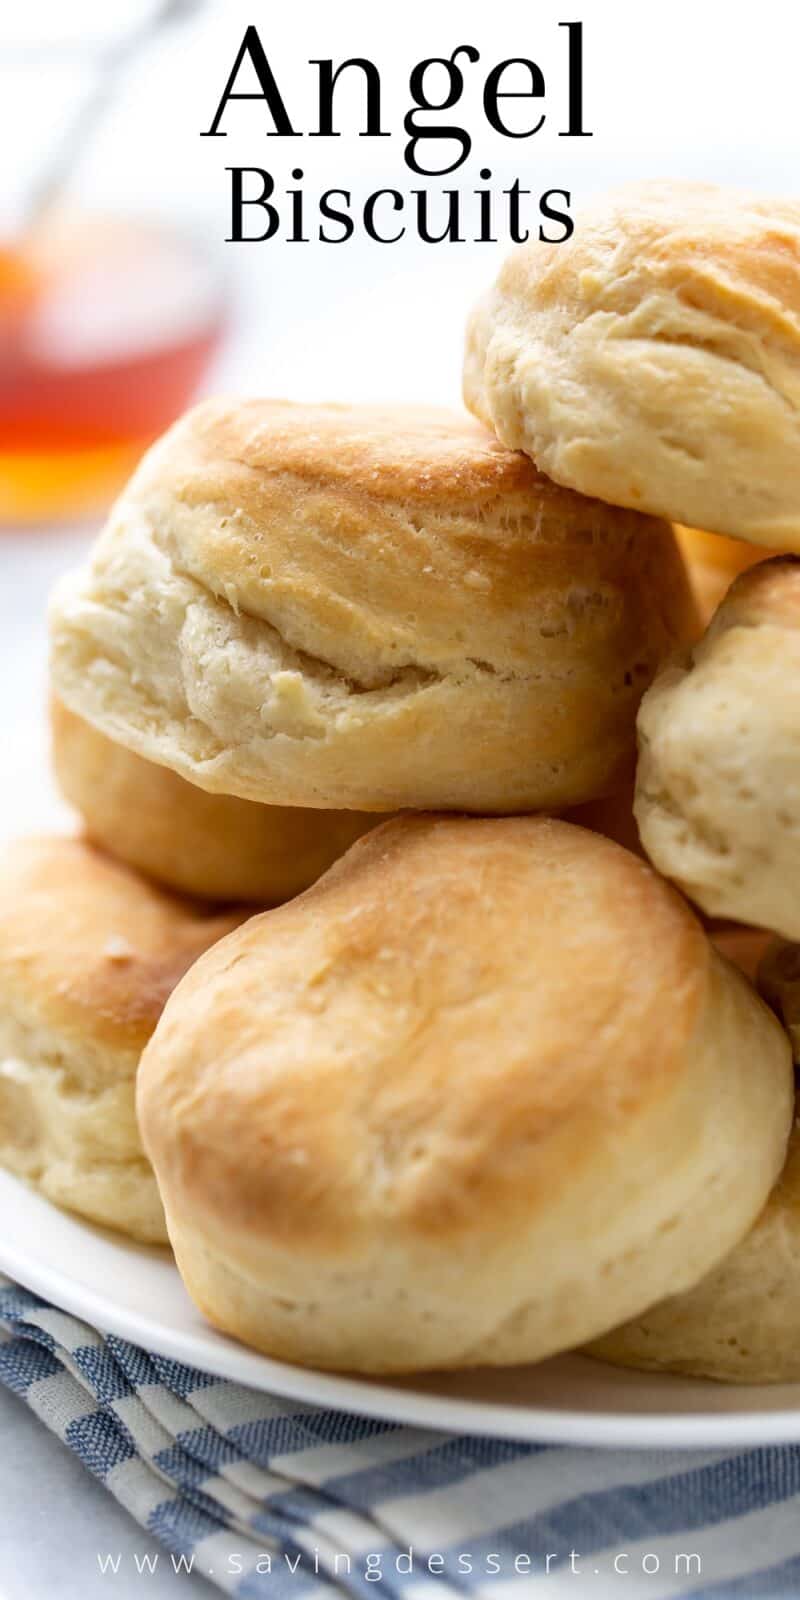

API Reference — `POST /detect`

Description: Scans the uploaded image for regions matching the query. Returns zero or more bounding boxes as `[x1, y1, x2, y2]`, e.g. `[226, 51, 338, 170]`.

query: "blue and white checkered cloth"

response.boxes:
[4, 1275, 800, 1599]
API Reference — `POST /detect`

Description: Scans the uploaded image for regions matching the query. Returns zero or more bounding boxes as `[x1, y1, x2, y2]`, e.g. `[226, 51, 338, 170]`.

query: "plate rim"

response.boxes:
[5, 1220, 800, 1451]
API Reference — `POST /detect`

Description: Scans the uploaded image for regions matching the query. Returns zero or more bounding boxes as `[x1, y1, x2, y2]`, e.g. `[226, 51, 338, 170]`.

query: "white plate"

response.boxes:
[4, 1170, 800, 1450]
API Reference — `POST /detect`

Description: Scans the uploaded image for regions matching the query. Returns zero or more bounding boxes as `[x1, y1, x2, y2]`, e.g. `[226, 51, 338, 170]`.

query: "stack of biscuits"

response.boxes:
[4, 179, 800, 1383]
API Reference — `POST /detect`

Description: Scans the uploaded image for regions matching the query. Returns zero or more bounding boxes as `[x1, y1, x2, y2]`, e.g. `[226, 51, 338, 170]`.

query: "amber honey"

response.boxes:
[0, 215, 225, 524]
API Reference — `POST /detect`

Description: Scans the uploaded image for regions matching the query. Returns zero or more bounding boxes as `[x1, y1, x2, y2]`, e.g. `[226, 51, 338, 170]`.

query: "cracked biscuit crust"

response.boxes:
[464, 182, 800, 546]
[137, 815, 793, 1372]
[49, 399, 695, 813]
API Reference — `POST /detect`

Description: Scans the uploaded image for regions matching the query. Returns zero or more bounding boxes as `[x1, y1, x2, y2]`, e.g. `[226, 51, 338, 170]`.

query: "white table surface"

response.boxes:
[0, 1386, 218, 1599]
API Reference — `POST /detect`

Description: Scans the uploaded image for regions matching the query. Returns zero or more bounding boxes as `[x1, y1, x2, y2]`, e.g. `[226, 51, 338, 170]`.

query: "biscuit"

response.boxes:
[49, 400, 696, 815]
[635, 558, 800, 937]
[587, 1102, 800, 1383]
[587, 936, 800, 1382]
[137, 815, 791, 1374]
[52, 699, 376, 905]
[464, 182, 800, 545]
[0, 836, 243, 1242]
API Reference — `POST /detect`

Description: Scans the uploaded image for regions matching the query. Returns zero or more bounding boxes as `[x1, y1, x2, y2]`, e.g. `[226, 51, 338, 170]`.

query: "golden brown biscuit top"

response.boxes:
[137, 395, 666, 534]
[139, 815, 711, 1251]
[0, 836, 243, 1058]
[177, 399, 545, 504]
[114, 397, 685, 689]
[501, 181, 800, 337]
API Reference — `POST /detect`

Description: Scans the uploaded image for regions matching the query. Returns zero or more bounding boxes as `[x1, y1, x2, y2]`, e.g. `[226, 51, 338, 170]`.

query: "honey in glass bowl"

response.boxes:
[0, 212, 226, 524]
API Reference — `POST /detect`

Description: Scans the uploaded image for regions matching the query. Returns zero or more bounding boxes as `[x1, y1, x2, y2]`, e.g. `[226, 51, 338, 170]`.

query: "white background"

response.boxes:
[2, 0, 800, 405]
